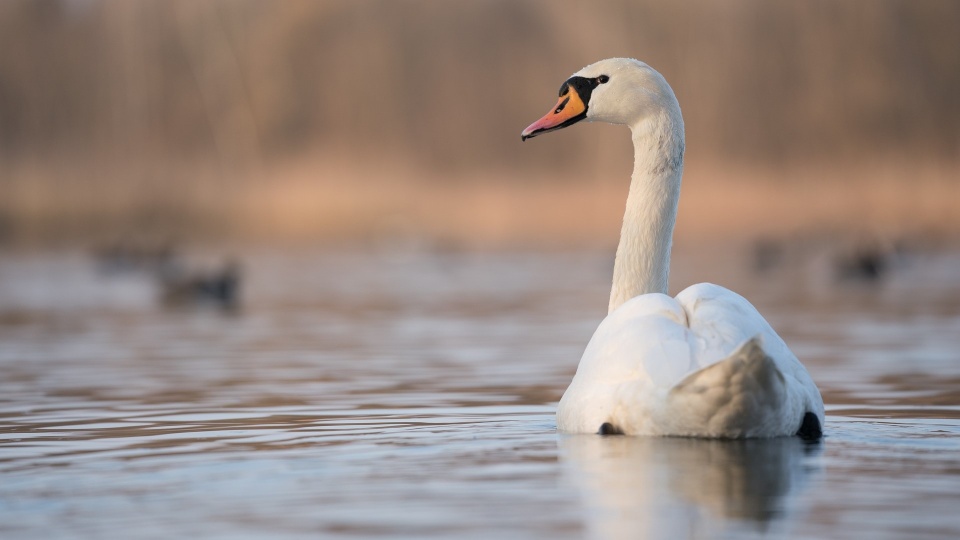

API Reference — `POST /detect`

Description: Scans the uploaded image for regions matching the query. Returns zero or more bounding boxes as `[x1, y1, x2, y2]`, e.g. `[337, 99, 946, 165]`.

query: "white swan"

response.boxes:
[521, 58, 824, 438]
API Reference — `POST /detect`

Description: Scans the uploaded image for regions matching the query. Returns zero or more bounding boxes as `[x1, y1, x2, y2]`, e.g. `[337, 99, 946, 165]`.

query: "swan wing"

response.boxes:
[664, 337, 791, 437]
[557, 283, 824, 437]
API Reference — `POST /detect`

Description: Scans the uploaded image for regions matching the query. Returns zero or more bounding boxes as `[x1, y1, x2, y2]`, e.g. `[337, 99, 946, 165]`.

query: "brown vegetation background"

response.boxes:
[1, 0, 958, 248]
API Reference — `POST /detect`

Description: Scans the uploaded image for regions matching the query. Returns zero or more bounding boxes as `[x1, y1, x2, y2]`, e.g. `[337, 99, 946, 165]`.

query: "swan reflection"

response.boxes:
[559, 435, 821, 538]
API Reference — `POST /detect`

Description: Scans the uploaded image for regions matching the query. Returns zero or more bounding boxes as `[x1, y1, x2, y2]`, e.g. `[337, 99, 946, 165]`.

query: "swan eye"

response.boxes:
[597, 75, 610, 84]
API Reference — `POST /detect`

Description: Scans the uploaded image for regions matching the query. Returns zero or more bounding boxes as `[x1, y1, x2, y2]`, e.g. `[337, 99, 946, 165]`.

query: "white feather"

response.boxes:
[539, 59, 824, 437]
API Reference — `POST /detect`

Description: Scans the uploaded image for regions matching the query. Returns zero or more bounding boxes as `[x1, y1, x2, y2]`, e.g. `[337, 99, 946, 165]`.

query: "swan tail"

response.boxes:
[665, 337, 791, 438]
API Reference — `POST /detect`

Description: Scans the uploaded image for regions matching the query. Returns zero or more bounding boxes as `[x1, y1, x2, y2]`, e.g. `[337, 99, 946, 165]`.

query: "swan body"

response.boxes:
[521, 58, 824, 438]
[557, 283, 822, 437]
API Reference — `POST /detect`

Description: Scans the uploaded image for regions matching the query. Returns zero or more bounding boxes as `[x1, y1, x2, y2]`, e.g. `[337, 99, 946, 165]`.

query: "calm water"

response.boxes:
[1, 248, 959, 539]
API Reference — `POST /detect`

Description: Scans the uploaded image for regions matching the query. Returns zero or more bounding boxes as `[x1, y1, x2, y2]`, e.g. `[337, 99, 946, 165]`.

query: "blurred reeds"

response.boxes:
[1, 0, 958, 248]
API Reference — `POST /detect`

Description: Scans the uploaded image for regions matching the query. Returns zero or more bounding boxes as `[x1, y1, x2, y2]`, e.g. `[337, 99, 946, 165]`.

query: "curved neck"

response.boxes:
[608, 112, 684, 313]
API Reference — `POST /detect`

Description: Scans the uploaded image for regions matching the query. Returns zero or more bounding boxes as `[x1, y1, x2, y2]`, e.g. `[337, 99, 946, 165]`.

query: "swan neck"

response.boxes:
[608, 116, 684, 313]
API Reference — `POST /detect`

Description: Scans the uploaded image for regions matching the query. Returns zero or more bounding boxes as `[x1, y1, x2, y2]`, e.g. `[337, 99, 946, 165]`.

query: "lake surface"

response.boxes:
[1, 248, 959, 539]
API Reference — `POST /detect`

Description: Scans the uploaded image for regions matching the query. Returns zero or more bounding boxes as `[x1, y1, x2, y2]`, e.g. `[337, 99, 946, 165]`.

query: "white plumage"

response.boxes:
[522, 58, 824, 437]
[557, 283, 823, 437]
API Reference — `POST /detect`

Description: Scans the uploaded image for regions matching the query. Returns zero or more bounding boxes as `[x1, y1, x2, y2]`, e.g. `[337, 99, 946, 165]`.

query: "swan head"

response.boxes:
[521, 58, 681, 141]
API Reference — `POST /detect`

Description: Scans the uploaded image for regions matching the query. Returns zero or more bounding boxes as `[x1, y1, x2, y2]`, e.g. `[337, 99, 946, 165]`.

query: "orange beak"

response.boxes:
[521, 82, 589, 141]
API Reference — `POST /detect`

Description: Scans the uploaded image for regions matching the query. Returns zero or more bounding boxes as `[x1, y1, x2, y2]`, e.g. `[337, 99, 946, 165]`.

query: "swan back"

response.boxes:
[557, 283, 825, 437]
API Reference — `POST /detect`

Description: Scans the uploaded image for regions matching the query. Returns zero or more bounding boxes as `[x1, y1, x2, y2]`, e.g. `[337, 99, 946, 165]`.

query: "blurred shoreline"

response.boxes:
[2, 155, 957, 251]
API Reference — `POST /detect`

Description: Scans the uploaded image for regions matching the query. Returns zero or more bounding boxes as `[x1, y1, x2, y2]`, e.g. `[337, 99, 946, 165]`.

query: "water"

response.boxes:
[1, 248, 959, 539]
